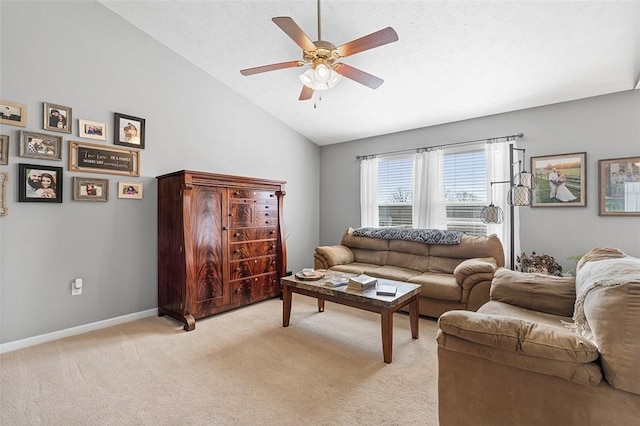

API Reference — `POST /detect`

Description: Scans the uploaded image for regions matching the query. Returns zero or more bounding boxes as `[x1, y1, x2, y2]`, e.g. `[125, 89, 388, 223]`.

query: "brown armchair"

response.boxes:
[436, 248, 640, 426]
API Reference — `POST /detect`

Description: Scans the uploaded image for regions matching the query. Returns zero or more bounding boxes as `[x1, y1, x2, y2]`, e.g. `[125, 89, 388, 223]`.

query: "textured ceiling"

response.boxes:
[99, 0, 640, 145]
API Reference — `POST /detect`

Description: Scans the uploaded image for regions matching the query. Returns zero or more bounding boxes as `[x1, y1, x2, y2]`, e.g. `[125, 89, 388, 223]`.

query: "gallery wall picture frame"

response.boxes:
[114, 112, 145, 149]
[69, 141, 140, 176]
[0, 135, 8, 165]
[19, 131, 63, 161]
[118, 181, 143, 199]
[598, 156, 640, 216]
[18, 163, 63, 203]
[72, 177, 109, 202]
[43, 102, 72, 134]
[531, 152, 587, 207]
[0, 99, 27, 127]
[0, 172, 7, 216]
[78, 119, 107, 141]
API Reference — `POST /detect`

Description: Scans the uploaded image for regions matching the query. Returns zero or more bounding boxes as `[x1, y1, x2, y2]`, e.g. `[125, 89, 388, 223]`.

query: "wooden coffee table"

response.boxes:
[280, 271, 422, 363]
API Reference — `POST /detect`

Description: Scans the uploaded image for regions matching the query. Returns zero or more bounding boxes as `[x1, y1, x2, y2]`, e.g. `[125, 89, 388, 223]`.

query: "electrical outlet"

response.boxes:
[72, 278, 83, 296]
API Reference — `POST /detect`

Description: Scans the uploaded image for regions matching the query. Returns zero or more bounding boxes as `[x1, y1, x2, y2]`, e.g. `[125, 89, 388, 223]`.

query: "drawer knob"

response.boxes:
[234, 249, 240, 253]
[235, 232, 240, 237]
[234, 191, 240, 196]
[222, 227, 229, 231]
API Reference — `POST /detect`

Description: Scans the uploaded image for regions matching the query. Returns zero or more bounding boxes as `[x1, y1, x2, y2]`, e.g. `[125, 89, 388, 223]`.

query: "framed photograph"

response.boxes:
[0, 135, 8, 165]
[118, 181, 143, 199]
[43, 102, 72, 133]
[0, 172, 7, 216]
[531, 152, 586, 207]
[19, 131, 62, 161]
[18, 163, 63, 203]
[0, 99, 27, 127]
[69, 141, 140, 176]
[78, 119, 107, 141]
[114, 113, 145, 149]
[598, 156, 640, 216]
[72, 177, 109, 202]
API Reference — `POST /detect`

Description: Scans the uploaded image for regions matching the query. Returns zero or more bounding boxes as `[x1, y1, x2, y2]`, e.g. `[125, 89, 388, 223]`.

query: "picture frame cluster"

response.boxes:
[0, 98, 147, 209]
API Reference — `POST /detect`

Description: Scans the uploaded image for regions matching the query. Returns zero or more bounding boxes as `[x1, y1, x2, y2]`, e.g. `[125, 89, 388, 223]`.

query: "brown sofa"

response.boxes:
[437, 248, 640, 426]
[313, 227, 505, 318]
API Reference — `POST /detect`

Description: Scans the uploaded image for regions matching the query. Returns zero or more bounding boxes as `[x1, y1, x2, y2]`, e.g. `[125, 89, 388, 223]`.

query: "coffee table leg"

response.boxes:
[381, 308, 393, 364]
[409, 295, 419, 339]
[317, 299, 325, 312]
[282, 284, 292, 327]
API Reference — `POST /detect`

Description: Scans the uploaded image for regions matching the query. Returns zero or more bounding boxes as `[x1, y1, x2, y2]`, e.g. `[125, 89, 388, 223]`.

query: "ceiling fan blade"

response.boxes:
[240, 60, 304, 76]
[272, 17, 316, 52]
[335, 27, 399, 58]
[333, 63, 384, 89]
[299, 85, 314, 101]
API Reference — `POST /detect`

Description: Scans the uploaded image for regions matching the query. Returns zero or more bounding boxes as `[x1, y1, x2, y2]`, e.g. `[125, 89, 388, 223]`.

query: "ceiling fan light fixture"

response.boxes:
[314, 63, 331, 83]
[299, 66, 341, 91]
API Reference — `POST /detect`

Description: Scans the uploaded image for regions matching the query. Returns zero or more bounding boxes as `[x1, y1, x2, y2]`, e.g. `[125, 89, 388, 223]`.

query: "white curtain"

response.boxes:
[485, 142, 519, 269]
[360, 157, 379, 227]
[413, 149, 447, 229]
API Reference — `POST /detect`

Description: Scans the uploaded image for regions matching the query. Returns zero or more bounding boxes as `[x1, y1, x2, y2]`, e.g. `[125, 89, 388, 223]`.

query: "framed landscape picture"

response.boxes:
[18, 163, 63, 203]
[19, 131, 62, 161]
[531, 152, 586, 207]
[43, 102, 72, 133]
[114, 112, 145, 149]
[0, 99, 27, 127]
[72, 177, 109, 202]
[598, 156, 640, 216]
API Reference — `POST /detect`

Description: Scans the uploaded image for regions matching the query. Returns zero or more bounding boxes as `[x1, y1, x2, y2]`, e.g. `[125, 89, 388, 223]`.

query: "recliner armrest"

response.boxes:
[490, 267, 575, 316]
[313, 245, 354, 269]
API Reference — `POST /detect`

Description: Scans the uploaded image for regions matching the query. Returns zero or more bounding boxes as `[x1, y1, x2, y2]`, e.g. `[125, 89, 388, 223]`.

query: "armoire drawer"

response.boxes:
[230, 241, 278, 260]
[230, 256, 277, 280]
[231, 273, 279, 302]
[229, 227, 278, 242]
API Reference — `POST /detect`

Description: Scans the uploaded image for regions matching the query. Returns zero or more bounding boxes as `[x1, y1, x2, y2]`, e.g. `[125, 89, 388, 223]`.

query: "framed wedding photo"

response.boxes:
[0, 99, 27, 127]
[72, 177, 109, 202]
[18, 163, 63, 203]
[114, 112, 145, 149]
[79, 119, 107, 141]
[531, 152, 586, 207]
[43, 102, 72, 134]
[19, 131, 62, 161]
[598, 156, 640, 216]
[0, 135, 8, 165]
[118, 181, 143, 199]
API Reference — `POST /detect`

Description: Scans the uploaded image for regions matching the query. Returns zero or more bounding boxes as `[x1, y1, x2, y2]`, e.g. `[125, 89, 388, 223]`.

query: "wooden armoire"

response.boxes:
[156, 170, 287, 330]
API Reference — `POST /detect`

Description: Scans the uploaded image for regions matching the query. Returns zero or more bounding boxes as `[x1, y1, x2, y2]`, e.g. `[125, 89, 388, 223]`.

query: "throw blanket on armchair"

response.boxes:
[564, 254, 640, 338]
[352, 227, 463, 245]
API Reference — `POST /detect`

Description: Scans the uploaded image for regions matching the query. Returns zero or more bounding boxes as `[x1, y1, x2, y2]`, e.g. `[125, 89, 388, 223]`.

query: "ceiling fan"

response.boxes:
[240, 0, 399, 101]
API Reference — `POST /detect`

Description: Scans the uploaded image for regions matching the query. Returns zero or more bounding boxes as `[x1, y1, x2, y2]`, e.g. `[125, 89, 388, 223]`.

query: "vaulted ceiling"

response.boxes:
[99, 1, 640, 145]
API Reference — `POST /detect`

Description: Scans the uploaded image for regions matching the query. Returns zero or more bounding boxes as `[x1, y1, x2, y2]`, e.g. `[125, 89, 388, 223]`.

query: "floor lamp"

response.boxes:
[480, 143, 534, 269]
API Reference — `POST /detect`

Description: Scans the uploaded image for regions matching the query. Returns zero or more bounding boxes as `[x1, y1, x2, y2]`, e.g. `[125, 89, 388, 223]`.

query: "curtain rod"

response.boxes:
[355, 132, 524, 160]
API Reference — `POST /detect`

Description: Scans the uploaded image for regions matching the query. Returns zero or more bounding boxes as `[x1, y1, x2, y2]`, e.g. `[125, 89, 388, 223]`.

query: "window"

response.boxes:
[443, 148, 487, 235]
[374, 147, 488, 236]
[377, 156, 413, 226]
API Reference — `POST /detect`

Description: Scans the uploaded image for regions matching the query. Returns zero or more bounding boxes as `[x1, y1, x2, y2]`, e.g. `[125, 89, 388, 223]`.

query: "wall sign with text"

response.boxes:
[68, 141, 140, 176]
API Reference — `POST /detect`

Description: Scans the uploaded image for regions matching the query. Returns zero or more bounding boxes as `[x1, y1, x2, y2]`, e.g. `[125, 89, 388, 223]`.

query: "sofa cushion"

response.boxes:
[430, 233, 505, 268]
[388, 238, 430, 256]
[363, 265, 421, 281]
[479, 300, 573, 328]
[408, 272, 461, 301]
[329, 262, 379, 275]
[490, 268, 576, 317]
[439, 310, 600, 364]
[341, 228, 389, 251]
[350, 248, 388, 266]
[386, 251, 430, 272]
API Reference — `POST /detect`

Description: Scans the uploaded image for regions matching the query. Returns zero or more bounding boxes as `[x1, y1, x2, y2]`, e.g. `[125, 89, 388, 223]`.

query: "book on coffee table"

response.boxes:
[376, 285, 397, 296]
[347, 274, 378, 291]
[325, 278, 348, 287]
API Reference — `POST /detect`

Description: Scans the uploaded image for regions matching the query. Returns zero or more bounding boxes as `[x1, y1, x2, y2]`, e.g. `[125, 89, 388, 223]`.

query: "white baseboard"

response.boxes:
[0, 308, 158, 354]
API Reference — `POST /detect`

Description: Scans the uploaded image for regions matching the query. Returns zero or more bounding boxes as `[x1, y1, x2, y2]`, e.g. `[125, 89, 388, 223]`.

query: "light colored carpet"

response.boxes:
[1, 294, 440, 425]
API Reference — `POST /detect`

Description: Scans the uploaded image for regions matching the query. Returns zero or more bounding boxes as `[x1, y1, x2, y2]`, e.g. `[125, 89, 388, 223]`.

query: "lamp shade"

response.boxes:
[480, 204, 504, 224]
[508, 185, 532, 206]
[513, 171, 536, 189]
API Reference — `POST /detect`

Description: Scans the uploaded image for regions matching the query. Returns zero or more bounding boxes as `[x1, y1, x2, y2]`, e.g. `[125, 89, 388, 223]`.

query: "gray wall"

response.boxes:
[320, 90, 640, 269]
[0, 1, 319, 344]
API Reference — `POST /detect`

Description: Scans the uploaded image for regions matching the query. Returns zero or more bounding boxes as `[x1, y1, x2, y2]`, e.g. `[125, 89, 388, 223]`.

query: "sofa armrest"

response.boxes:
[437, 310, 602, 386]
[438, 310, 598, 363]
[490, 268, 576, 316]
[313, 245, 355, 269]
[453, 257, 498, 290]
